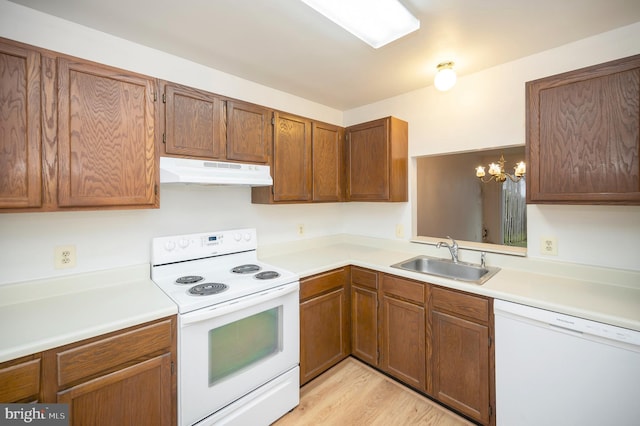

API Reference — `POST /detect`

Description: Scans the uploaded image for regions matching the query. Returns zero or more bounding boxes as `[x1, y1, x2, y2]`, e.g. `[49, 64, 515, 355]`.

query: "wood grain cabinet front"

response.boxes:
[379, 274, 427, 392]
[312, 121, 344, 202]
[299, 268, 350, 385]
[345, 116, 408, 202]
[162, 82, 225, 160]
[225, 100, 272, 164]
[350, 267, 379, 367]
[526, 54, 640, 204]
[42, 316, 177, 426]
[0, 39, 42, 210]
[57, 57, 158, 209]
[429, 287, 494, 426]
[0, 355, 41, 403]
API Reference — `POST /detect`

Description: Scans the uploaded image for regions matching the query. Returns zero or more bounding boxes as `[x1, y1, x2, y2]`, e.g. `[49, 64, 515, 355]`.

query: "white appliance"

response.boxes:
[494, 299, 640, 426]
[151, 229, 299, 426]
[159, 156, 273, 186]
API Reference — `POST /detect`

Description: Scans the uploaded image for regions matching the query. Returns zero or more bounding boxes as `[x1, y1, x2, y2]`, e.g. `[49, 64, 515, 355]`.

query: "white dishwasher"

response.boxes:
[494, 299, 640, 426]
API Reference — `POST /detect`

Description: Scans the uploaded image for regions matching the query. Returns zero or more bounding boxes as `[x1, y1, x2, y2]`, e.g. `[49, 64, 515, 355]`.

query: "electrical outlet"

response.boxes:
[395, 224, 404, 238]
[540, 236, 558, 256]
[297, 224, 304, 236]
[55, 245, 77, 269]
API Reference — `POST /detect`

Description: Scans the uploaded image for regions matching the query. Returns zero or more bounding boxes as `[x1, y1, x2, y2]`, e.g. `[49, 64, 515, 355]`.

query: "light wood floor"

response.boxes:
[273, 358, 474, 426]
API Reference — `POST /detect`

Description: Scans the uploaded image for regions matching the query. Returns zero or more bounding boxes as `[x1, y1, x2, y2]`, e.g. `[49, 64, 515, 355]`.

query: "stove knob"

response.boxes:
[233, 232, 242, 242]
[164, 240, 176, 251]
[243, 232, 252, 241]
[178, 238, 190, 249]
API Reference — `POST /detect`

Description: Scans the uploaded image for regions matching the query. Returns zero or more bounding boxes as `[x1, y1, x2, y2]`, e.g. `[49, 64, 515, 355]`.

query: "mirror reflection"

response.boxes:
[416, 146, 527, 248]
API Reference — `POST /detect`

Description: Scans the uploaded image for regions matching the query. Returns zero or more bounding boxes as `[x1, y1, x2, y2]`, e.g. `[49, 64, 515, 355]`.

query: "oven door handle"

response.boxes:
[180, 282, 298, 327]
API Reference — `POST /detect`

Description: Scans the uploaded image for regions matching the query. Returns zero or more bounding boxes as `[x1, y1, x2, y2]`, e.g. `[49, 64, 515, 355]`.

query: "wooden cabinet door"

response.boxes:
[0, 40, 42, 209]
[430, 287, 492, 425]
[350, 284, 378, 366]
[312, 122, 343, 202]
[379, 274, 426, 391]
[346, 116, 407, 202]
[527, 54, 640, 204]
[226, 100, 271, 163]
[431, 310, 490, 425]
[0, 355, 41, 403]
[164, 83, 224, 159]
[380, 295, 425, 390]
[300, 288, 349, 384]
[272, 112, 312, 201]
[58, 354, 172, 426]
[57, 58, 157, 207]
[347, 118, 389, 200]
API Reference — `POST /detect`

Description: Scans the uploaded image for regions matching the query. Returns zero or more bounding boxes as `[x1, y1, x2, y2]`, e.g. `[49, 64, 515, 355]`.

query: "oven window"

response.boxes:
[208, 306, 282, 386]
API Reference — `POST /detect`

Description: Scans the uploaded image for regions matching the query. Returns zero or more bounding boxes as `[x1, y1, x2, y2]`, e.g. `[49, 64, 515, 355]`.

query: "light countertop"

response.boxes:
[259, 234, 640, 332]
[0, 264, 177, 363]
[2, 234, 638, 364]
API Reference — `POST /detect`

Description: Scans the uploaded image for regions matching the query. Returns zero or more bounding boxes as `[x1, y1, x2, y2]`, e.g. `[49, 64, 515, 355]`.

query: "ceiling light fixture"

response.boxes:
[434, 62, 457, 91]
[301, 0, 420, 49]
[475, 155, 526, 183]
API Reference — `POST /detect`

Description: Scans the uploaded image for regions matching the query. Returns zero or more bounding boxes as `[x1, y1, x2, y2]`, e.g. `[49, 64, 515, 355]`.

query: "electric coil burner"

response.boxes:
[188, 283, 228, 296]
[231, 264, 261, 274]
[176, 275, 204, 285]
[255, 270, 281, 280]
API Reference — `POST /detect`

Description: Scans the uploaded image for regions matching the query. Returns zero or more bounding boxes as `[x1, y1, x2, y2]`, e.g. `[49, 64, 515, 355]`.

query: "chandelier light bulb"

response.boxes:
[434, 62, 457, 91]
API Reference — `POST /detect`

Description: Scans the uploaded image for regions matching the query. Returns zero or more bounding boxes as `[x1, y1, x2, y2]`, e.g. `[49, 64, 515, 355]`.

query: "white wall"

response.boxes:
[0, 1, 346, 284]
[343, 22, 640, 271]
[0, 1, 639, 285]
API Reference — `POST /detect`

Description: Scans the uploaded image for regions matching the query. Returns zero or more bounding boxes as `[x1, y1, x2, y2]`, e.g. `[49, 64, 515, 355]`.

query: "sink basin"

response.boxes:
[390, 255, 500, 285]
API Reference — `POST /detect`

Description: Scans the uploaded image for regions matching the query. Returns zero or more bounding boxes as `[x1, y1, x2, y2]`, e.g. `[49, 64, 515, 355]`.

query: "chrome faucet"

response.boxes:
[436, 236, 459, 263]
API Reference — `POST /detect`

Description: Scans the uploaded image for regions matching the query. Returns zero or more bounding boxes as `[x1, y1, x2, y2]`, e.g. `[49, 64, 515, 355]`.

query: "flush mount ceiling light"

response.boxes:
[434, 62, 457, 91]
[301, 0, 420, 49]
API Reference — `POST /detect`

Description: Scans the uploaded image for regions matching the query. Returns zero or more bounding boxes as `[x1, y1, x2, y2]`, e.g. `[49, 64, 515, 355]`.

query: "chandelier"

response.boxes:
[475, 155, 526, 183]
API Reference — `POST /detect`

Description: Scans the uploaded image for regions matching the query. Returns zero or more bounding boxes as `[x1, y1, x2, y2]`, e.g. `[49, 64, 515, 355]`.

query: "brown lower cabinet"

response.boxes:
[379, 274, 427, 391]
[299, 268, 350, 385]
[0, 316, 177, 426]
[343, 267, 495, 426]
[430, 286, 494, 425]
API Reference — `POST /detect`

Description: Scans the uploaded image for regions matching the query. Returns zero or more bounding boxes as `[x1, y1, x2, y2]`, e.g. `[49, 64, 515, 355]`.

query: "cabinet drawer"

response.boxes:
[56, 319, 173, 388]
[381, 274, 426, 304]
[0, 356, 41, 402]
[300, 268, 347, 300]
[351, 267, 378, 290]
[431, 287, 489, 323]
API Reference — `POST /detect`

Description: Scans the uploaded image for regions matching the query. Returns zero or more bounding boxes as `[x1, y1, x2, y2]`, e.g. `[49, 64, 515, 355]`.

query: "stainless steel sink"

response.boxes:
[390, 255, 500, 285]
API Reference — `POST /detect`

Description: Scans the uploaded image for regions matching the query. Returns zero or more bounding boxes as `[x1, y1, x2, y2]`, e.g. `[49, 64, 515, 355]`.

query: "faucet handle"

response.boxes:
[480, 251, 486, 268]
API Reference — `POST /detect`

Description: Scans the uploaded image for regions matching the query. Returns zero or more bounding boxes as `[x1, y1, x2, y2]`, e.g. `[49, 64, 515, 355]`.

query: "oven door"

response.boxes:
[179, 282, 299, 426]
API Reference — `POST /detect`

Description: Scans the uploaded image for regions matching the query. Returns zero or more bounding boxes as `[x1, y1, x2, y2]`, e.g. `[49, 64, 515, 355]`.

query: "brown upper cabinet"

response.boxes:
[0, 40, 42, 209]
[312, 121, 344, 202]
[162, 82, 225, 160]
[1, 38, 159, 212]
[526, 54, 640, 205]
[57, 57, 158, 208]
[252, 112, 312, 203]
[346, 116, 408, 202]
[226, 100, 272, 163]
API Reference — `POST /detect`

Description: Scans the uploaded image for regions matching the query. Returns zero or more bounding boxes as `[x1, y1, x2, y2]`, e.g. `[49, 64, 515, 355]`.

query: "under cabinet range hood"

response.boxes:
[160, 157, 273, 186]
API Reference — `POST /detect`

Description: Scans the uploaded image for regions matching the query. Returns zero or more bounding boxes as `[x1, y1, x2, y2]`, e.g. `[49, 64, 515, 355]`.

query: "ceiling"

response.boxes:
[9, 0, 640, 110]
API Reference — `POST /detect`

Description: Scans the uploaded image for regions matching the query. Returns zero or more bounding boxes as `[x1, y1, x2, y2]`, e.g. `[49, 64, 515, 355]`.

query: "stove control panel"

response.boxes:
[152, 228, 257, 265]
